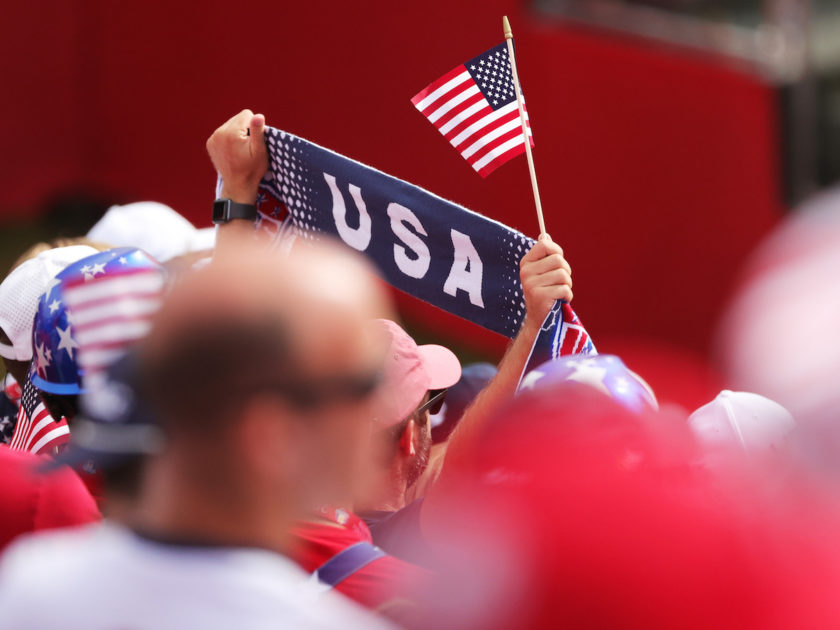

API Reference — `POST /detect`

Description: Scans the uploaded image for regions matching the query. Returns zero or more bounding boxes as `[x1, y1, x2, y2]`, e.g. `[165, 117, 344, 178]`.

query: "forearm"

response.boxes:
[441, 315, 541, 464]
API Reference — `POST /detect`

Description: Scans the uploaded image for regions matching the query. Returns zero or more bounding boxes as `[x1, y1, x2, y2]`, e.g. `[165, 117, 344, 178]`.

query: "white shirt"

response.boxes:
[0, 522, 392, 630]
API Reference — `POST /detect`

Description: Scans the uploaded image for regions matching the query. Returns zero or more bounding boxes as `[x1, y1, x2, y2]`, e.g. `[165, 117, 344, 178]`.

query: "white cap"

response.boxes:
[688, 390, 795, 456]
[0, 245, 99, 361]
[87, 202, 215, 262]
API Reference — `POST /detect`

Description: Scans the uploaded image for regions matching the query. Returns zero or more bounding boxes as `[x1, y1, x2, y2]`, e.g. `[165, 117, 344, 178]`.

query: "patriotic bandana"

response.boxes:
[253, 127, 595, 382]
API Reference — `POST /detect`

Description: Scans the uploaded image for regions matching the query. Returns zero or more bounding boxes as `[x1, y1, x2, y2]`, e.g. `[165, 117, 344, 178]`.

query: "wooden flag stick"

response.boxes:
[503, 15, 546, 236]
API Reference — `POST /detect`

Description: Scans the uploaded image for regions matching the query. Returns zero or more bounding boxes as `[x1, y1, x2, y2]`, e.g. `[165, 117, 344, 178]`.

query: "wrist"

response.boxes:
[220, 184, 258, 205]
[519, 313, 543, 338]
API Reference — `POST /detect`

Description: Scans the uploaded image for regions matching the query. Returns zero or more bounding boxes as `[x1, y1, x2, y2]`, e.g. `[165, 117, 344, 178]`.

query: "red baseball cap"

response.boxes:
[373, 319, 462, 427]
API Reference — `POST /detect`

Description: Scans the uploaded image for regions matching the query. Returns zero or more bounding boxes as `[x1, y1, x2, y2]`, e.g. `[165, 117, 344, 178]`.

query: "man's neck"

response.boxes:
[131, 455, 292, 554]
[357, 466, 408, 514]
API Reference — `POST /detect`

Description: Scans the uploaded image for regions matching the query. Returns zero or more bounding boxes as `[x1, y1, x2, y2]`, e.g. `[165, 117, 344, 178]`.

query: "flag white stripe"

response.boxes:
[461, 117, 525, 159]
[23, 413, 53, 451]
[450, 101, 524, 147]
[76, 319, 153, 348]
[10, 409, 25, 449]
[64, 273, 164, 305]
[29, 425, 70, 455]
[427, 85, 480, 124]
[439, 99, 490, 135]
[79, 347, 126, 370]
[70, 296, 162, 328]
[415, 71, 471, 111]
[472, 135, 528, 171]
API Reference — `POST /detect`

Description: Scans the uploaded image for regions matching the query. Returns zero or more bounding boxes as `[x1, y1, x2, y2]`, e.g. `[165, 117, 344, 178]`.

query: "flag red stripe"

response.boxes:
[410, 64, 468, 107]
[476, 141, 530, 178]
[428, 91, 486, 132]
[419, 79, 478, 122]
[66, 290, 162, 319]
[450, 107, 522, 150]
[62, 266, 163, 290]
[72, 311, 158, 335]
[466, 125, 530, 166]
[443, 103, 495, 143]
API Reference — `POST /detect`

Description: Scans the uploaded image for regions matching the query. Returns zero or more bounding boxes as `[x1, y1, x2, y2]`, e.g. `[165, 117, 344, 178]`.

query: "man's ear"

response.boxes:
[399, 419, 416, 456]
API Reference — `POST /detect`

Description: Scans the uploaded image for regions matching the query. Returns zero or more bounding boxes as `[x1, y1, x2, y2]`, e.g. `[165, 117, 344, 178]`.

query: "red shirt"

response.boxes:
[0, 446, 101, 551]
[289, 508, 430, 616]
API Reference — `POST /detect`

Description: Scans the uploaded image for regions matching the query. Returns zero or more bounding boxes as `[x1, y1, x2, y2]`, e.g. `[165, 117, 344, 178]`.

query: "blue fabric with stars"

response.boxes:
[30, 247, 157, 396]
[465, 42, 518, 111]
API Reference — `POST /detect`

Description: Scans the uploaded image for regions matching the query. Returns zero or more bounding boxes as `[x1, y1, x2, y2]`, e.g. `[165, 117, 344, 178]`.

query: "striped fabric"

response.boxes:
[9, 374, 69, 455]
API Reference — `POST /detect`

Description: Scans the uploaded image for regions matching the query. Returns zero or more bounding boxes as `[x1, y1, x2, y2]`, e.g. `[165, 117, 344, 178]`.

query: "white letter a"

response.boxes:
[444, 229, 484, 308]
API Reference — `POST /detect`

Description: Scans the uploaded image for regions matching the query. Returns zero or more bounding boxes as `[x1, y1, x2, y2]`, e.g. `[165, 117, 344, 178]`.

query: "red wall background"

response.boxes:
[1, 1, 784, 407]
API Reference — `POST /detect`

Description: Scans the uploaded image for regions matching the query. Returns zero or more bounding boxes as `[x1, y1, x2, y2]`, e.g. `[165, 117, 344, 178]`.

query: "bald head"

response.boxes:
[141, 235, 393, 433]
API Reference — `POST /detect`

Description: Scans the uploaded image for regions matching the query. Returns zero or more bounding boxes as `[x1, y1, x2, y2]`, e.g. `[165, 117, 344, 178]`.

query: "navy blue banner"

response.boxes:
[261, 127, 534, 338]
[258, 126, 596, 374]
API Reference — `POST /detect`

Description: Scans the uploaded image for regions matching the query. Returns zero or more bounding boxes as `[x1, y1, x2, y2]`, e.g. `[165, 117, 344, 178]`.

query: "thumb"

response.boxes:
[250, 114, 266, 141]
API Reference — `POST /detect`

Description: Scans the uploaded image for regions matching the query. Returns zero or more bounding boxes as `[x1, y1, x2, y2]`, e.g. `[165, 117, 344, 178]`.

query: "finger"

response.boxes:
[520, 239, 552, 265]
[250, 114, 266, 138]
[249, 114, 266, 156]
[532, 268, 573, 290]
[522, 253, 572, 277]
[538, 233, 552, 242]
[535, 285, 573, 304]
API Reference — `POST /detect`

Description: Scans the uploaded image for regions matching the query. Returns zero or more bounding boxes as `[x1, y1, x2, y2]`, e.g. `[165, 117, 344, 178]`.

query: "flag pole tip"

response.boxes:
[503, 15, 513, 39]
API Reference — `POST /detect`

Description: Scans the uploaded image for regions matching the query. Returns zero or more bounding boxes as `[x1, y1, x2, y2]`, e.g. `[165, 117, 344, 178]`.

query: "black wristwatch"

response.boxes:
[212, 198, 258, 224]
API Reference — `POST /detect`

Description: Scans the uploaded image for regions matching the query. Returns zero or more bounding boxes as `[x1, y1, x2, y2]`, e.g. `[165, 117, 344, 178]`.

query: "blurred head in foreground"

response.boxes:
[718, 185, 840, 475]
[133, 235, 393, 548]
[416, 383, 840, 629]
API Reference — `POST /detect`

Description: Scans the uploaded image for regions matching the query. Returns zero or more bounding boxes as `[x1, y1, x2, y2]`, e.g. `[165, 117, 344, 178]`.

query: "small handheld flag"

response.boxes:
[412, 17, 546, 235]
[411, 41, 534, 178]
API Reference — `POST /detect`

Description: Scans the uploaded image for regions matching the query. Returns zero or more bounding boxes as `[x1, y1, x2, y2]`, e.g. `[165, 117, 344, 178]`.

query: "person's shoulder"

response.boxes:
[0, 521, 110, 622]
[298, 587, 397, 630]
[0, 521, 109, 576]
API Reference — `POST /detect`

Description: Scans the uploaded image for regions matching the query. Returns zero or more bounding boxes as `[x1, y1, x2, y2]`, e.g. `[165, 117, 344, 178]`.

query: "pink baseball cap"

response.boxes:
[373, 319, 462, 427]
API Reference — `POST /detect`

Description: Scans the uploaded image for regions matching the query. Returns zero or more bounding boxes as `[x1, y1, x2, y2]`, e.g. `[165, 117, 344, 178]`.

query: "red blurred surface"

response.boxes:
[0, 0, 785, 373]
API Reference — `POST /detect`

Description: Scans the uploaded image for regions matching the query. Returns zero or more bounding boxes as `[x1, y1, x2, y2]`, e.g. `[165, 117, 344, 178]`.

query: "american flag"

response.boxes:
[8, 373, 69, 455]
[62, 256, 165, 386]
[411, 42, 533, 177]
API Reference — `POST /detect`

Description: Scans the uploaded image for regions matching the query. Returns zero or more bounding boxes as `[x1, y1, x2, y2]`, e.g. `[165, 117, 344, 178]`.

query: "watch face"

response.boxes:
[212, 200, 228, 224]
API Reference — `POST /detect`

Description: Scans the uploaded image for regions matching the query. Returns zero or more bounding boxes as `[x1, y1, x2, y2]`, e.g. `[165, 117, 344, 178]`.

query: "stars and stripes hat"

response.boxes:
[30, 247, 165, 396]
[0, 245, 98, 362]
[519, 354, 659, 416]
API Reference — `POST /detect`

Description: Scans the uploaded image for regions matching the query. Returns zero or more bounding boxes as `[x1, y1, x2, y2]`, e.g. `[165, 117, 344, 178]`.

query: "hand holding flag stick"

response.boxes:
[503, 15, 546, 236]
